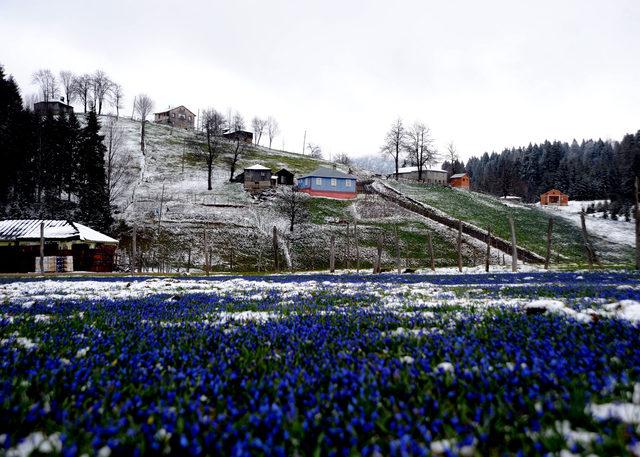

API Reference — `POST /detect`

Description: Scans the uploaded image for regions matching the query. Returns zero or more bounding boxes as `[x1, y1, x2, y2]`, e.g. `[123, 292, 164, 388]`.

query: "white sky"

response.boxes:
[1, 0, 639, 161]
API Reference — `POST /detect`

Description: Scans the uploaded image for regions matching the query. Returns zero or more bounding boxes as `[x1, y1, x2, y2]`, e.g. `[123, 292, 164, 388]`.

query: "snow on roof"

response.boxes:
[154, 105, 195, 116]
[245, 164, 271, 170]
[300, 167, 355, 179]
[450, 173, 467, 179]
[0, 220, 117, 244]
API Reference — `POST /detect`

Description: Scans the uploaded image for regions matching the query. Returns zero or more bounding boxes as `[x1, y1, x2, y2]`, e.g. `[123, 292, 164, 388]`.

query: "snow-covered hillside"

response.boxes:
[538, 201, 635, 250]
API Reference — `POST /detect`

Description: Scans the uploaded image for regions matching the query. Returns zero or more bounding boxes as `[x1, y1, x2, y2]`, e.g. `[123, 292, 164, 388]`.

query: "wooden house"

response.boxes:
[33, 100, 73, 117]
[154, 105, 195, 129]
[540, 189, 569, 206]
[297, 167, 357, 199]
[0, 220, 118, 273]
[449, 173, 470, 189]
[243, 164, 272, 192]
[223, 130, 253, 144]
[275, 169, 294, 186]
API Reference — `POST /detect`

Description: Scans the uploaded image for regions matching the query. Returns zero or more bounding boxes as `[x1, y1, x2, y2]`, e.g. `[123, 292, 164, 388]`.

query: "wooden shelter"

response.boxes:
[275, 168, 294, 186]
[0, 220, 118, 273]
[223, 130, 253, 144]
[449, 173, 470, 189]
[540, 189, 569, 206]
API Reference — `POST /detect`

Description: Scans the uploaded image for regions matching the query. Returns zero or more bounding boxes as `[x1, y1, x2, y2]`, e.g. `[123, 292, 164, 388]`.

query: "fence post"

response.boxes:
[187, 246, 191, 273]
[428, 232, 435, 271]
[508, 216, 518, 272]
[354, 221, 360, 273]
[39, 222, 44, 274]
[131, 224, 136, 274]
[580, 211, 597, 270]
[345, 222, 350, 270]
[374, 232, 383, 274]
[635, 176, 639, 270]
[329, 234, 336, 273]
[204, 226, 210, 276]
[273, 226, 279, 272]
[545, 218, 554, 270]
[395, 227, 401, 274]
[457, 220, 463, 273]
[485, 227, 491, 272]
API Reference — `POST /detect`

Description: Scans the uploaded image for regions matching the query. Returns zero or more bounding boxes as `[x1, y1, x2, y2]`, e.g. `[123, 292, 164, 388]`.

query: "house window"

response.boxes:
[346, 180, 352, 187]
[316, 178, 322, 185]
[172, 113, 175, 118]
[331, 178, 337, 186]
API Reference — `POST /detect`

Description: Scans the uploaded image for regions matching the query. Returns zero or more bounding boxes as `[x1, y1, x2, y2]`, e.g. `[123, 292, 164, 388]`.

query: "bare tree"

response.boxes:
[381, 118, 405, 179]
[266, 116, 280, 149]
[202, 108, 227, 190]
[307, 143, 322, 159]
[251, 116, 267, 145]
[446, 142, 458, 165]
[104, 117, 130, 205]
[404, 121, 437, 181]
[72, 74, 92, 113]
[23, 93, 39, 111]
[110, 83, 124, 118]
[228, 137, 245, 182]
[31, 69, 59, 102]
[134, 94, 154, 154]
[92, 70, 113, 115]
[59, 71, 75, 105]
[335, 152, 352, 166]
[274, 186, 310, 232]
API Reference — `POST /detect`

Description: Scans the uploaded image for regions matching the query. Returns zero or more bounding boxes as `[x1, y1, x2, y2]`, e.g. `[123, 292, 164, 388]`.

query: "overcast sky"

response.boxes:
[1, 0, 639, 161]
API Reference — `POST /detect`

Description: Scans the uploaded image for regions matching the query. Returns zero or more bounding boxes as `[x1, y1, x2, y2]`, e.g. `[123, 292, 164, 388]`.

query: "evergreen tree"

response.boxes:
[77, 110, 112, 231]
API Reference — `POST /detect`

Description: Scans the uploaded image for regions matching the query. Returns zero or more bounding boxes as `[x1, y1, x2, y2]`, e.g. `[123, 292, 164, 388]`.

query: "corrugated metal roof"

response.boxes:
[450, 173, 467, 179]
[245, 164, 271, 170]
[0, 220, 118, 244]
[300, 167, 355, 179]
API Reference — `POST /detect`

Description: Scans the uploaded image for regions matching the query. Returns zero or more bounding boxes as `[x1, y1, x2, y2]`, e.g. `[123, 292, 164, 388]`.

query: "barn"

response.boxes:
[389, 166, 448, 184]
[297, 167, 357, 199]
[540, 189, 569, 206]
[0, 220, 119, 273]
[449, 173, 470, 189]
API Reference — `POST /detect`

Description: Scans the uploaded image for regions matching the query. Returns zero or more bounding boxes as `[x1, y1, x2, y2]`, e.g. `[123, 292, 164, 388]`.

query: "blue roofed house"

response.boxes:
[297, 166, 357, 199]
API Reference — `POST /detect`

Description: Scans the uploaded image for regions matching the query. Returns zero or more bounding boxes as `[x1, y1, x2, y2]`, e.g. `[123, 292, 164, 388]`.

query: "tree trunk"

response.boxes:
[508, 216, 518, 272]
[140, 120, 146, 154]
[428, 232, 435, 271]
[204, 227, 209, 276]
[485, 227, 491, 272]
[131, 224, 136, 274]
[457, 220, 463, 272]
[545, 218, 554, 270]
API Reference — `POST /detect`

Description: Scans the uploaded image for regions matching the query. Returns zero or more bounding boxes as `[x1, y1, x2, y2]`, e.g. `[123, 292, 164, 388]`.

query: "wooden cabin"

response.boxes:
[297, 167, 357, 199]
[154, 105, 195, 129]
[223, 130, 254, 144]
[0, 220, 118, 273]
[275, 169, 294, 186]
[449, 173, 470, 189]
[540, 189, 569, 206]
[243, 164, 272, 192]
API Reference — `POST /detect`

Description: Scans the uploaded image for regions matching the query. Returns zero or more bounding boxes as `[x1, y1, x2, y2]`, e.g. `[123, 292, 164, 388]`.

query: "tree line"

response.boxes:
[0, 66, 113, 232]
[30, 68, 124, 116]
[465, 134, 640, 215]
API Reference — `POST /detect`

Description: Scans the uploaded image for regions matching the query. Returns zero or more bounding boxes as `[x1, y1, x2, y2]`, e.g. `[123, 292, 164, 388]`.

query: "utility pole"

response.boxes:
[302, 130, 307, 155]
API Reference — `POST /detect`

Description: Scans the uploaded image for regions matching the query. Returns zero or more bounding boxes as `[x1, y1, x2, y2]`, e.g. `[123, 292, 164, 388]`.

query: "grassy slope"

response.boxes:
[386, 181, 590, 264]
